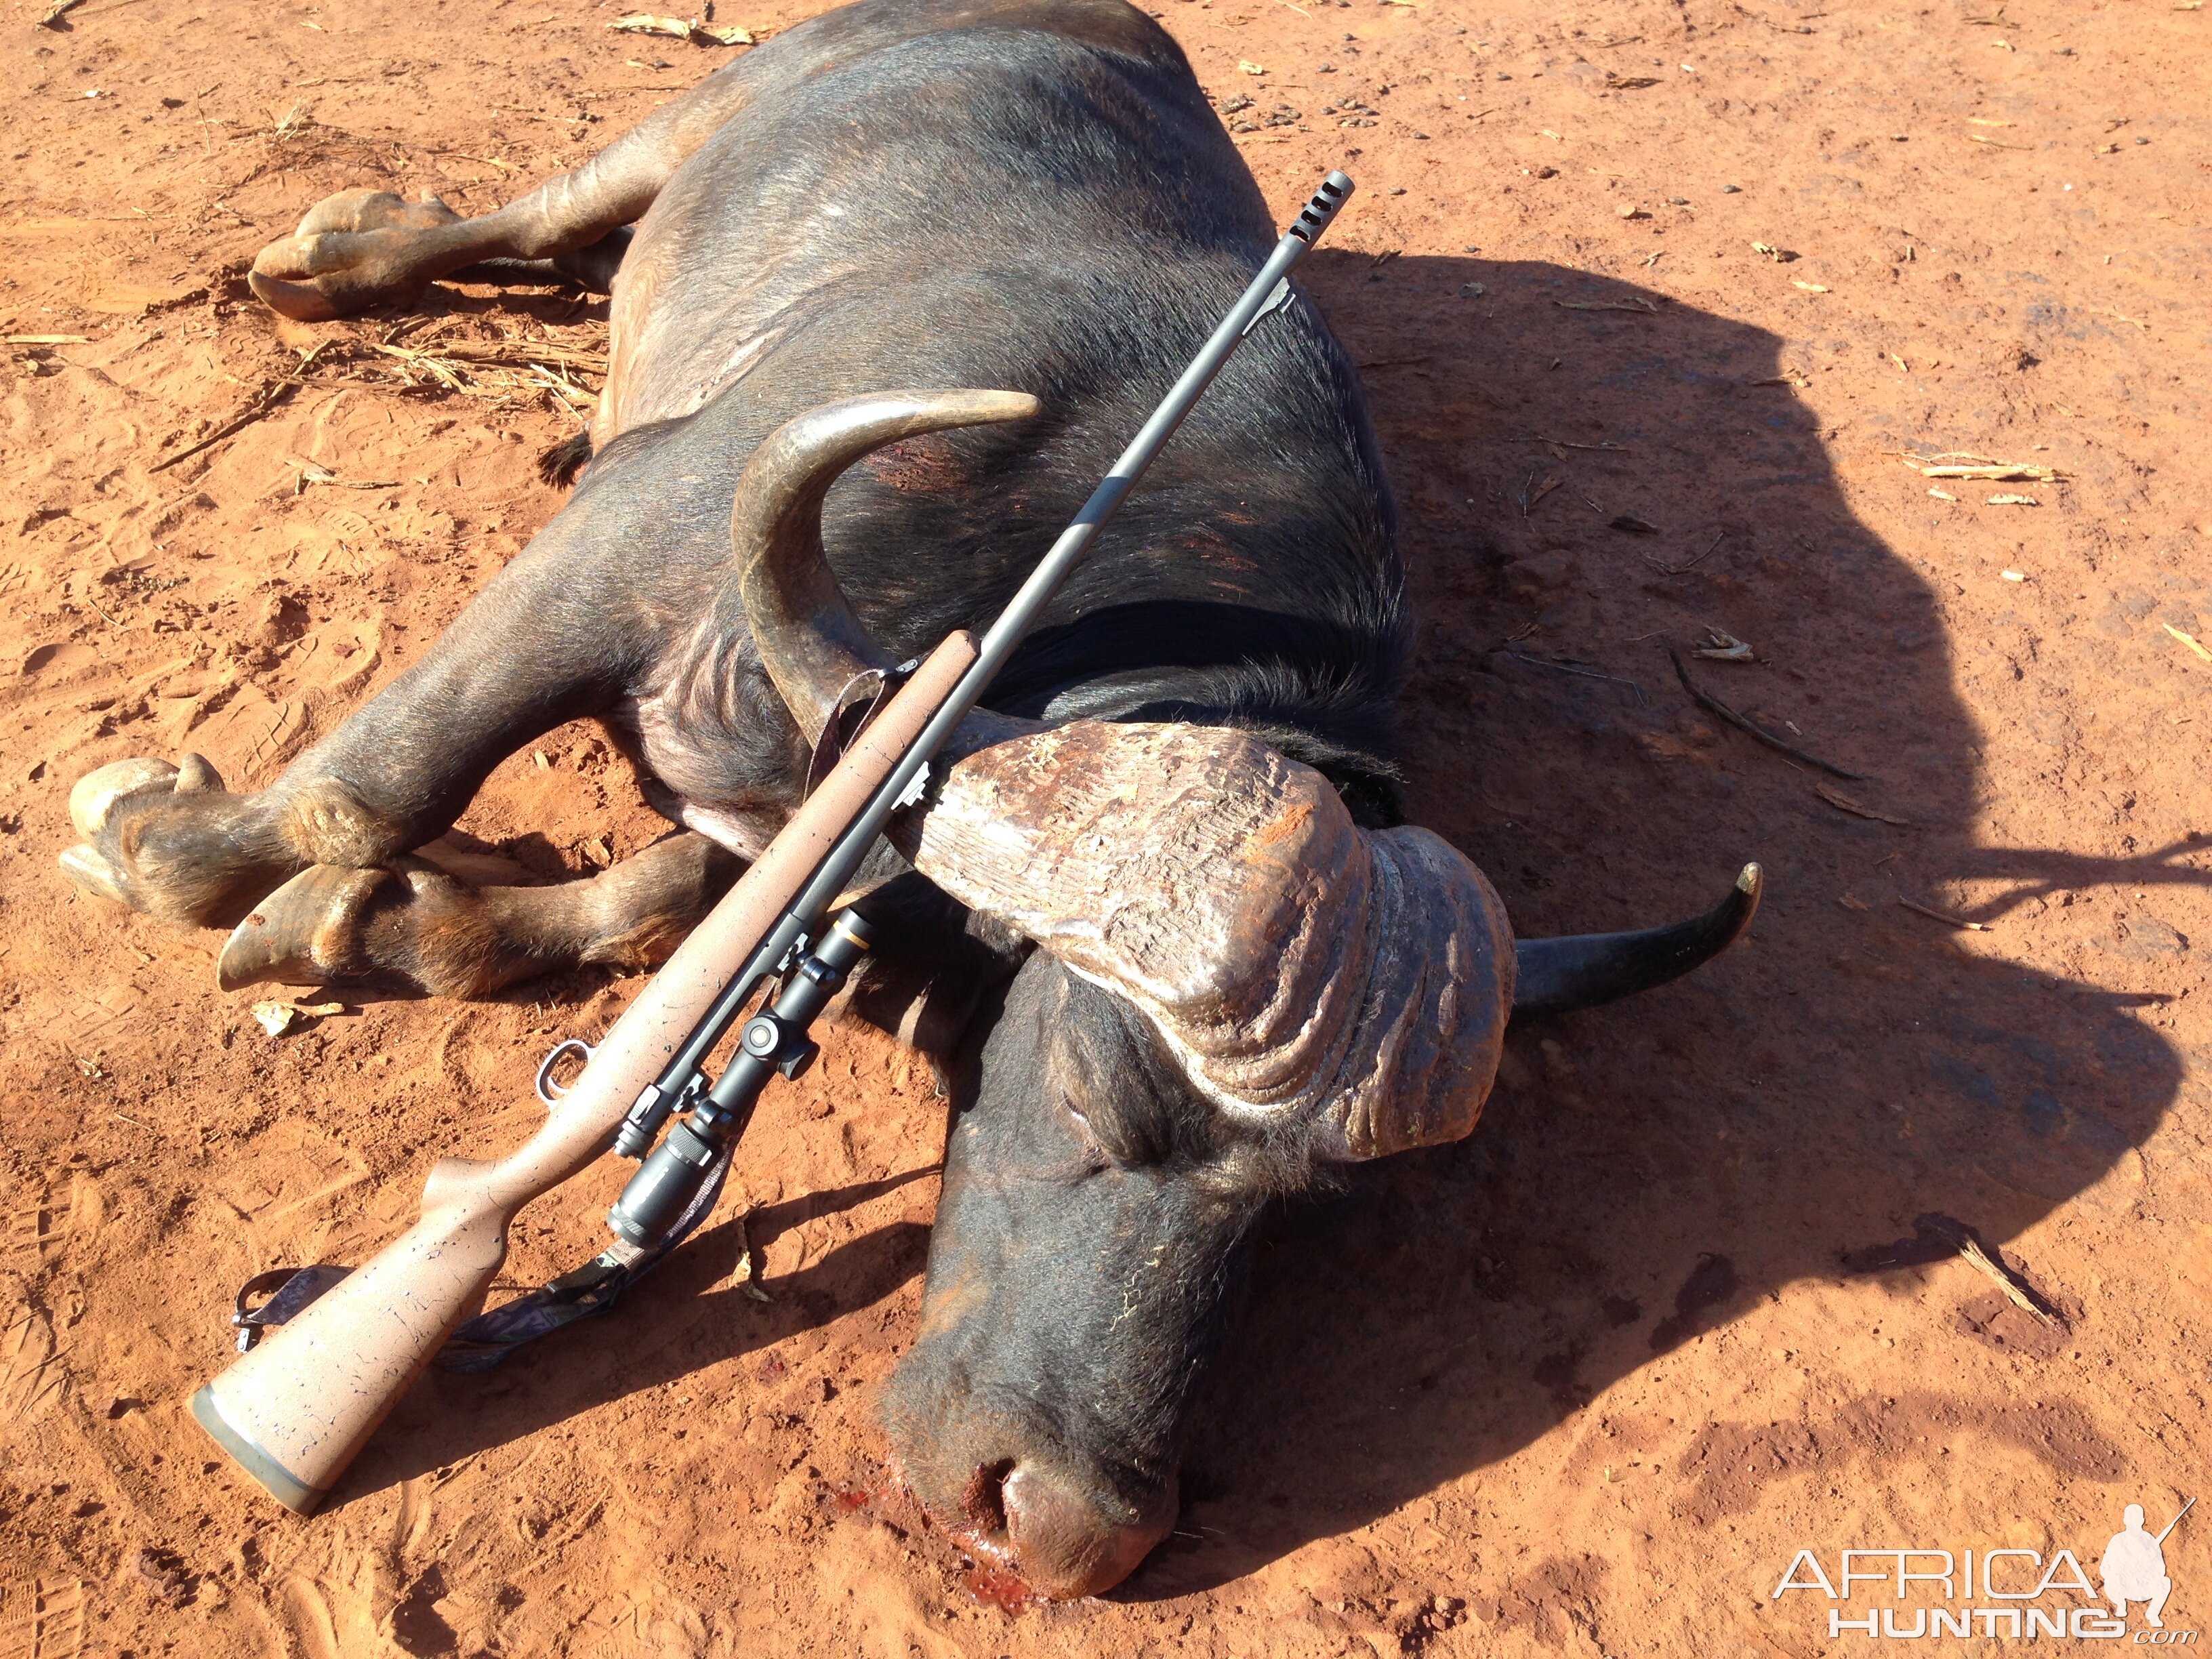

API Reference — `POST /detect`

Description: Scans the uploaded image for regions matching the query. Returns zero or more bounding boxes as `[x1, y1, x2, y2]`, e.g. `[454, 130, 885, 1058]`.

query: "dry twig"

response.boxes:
[1555, 297, 1659, 314]
[1917, 1214, 2065, 1327]
[1516, 435, 1630, 453]
[1499, 652, 1647, 702]
[1898, 897, 1989, 930]
[351, 324, 609, 414]
[1816, 783, 1910, 824]
[608, 12, 752, 45]
[732, 1213, 773, 1302]
[1516, 468, 1560, 520]
[151, 343, 333, 473]
[1671, 647, 1865, 779]
[1645, 531, 1725, 575]
[1903, 451, 2064, 482]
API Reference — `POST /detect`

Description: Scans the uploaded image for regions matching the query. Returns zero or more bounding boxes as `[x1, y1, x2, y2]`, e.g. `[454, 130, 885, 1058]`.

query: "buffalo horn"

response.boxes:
[731, 389, 1040, 743]
[1509, 863, 1762, 1022]
[907, 720, 1516, 1162]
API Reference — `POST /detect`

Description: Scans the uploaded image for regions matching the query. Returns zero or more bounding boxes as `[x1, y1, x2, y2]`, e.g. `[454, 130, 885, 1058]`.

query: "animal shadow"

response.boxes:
[1122, 251, 2199, 1596]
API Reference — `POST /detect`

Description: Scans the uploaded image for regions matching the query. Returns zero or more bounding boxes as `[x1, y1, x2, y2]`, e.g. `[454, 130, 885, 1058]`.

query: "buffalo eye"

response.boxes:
[1041, 966, 1202, 1170]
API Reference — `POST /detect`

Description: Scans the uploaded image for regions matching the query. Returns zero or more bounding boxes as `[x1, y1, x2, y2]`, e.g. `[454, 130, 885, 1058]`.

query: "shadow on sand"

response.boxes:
[340, 1168, 935, 1495]
[1116, 248, 2200, 1598]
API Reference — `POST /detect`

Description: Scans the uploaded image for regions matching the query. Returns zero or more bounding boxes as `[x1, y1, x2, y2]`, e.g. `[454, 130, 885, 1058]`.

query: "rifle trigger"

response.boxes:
[535, 1037, 595, 1107]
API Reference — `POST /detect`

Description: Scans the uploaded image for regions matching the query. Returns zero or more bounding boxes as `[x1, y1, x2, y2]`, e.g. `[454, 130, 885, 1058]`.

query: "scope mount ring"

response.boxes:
[535, 1037, 596, 1107]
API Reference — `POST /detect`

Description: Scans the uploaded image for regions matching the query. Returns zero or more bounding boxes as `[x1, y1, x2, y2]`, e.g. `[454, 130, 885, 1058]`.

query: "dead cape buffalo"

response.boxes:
[60, 0, 1759, 1600]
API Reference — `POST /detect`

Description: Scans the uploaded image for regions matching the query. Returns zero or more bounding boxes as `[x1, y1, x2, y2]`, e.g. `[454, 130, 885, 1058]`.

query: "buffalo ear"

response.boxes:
[1042, 963, 1196, 1168]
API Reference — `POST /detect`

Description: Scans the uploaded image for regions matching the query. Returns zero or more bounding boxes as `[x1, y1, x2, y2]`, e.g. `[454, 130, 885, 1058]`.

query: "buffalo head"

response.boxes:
[729, 389, 1760, 1598]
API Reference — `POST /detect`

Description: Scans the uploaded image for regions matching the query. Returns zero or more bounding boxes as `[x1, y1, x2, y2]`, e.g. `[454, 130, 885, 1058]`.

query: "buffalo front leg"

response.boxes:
[217, 832, 741, 998]
[247, 63, 760, 321]
[61, 749, 409, 931]
[61, 519, 641, 931]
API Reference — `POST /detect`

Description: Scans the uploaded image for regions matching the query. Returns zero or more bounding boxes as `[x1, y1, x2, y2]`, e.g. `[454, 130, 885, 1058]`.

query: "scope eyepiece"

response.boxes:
[607, 1115, 720, 1248]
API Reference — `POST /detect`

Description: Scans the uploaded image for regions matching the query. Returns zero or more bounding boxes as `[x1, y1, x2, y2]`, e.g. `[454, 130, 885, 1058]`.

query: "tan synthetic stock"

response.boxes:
[192, 632, 981, 1513]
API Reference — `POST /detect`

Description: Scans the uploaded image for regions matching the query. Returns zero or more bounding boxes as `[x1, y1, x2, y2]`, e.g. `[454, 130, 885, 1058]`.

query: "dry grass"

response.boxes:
[336, 319, 610, 420]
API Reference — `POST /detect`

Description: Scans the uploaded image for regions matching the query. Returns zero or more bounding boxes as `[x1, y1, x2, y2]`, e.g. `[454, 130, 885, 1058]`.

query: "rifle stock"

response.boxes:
[192, 632, 980, 1512]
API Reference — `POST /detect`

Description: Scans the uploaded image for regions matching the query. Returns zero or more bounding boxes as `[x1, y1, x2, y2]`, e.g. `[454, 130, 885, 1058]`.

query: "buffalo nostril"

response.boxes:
[998, 1465, 1173, 1600]
[960, 1458, 1015, 1537]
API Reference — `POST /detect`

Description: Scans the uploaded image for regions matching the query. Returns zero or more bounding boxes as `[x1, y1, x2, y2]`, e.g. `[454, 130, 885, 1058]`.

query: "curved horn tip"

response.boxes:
[787, 388, 1040, 441]
[842, 388, 1042, 441]
[930, 389, 1039, 422]
[1509, 860, 1764, 1023]
[735, 387, 1042, 745]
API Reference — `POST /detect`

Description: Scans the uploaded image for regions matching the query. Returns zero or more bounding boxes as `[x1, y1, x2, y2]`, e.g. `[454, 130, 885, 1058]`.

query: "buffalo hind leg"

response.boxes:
[218, 831, 741, 998]
[248, 65, 759, 321]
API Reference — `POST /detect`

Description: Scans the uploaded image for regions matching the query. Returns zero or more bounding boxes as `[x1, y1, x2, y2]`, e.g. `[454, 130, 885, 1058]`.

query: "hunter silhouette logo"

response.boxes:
[2105, 1500, 2192, 1630]
[1771, 1497, 2196, 1642]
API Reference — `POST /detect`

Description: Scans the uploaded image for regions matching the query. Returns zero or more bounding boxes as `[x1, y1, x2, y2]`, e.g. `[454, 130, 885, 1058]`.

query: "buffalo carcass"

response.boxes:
[60, 0, 1759, 1599]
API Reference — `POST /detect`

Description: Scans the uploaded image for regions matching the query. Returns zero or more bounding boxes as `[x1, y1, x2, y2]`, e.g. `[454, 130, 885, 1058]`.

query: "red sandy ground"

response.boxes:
[1, 0, 2207, 1653]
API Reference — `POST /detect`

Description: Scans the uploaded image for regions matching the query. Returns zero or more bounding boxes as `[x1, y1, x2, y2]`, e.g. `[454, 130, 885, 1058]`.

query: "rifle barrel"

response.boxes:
[2156, 1496, 2195, 1544]
[787, 171, 1357, 926]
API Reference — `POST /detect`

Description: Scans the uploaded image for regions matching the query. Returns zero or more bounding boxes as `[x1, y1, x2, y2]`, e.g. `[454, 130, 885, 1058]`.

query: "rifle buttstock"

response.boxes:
[192, 1181, 510, 1511]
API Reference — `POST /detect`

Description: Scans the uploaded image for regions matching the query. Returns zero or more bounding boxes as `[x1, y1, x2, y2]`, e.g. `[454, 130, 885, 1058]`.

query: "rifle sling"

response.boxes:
[228, 1149, 733, 1374]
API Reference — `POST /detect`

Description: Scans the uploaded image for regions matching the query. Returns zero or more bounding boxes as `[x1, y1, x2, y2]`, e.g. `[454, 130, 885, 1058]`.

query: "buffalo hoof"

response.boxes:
[218, 863, 394, 991]
[248, 189, 463, 322]
[60, 756, 182, 902]
[60, 751, 287, 926]
[219, 858, 497, 998]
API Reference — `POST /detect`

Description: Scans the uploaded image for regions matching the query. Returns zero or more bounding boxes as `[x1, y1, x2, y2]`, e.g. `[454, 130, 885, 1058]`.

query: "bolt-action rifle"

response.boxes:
[191, 171, 1355, 1513]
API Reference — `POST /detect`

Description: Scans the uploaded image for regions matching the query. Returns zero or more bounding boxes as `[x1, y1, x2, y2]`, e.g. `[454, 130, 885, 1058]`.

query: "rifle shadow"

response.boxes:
[337, 1167, 935, 1500]
[1118, 250, 2204, 1598]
